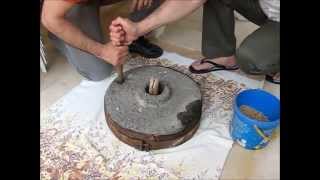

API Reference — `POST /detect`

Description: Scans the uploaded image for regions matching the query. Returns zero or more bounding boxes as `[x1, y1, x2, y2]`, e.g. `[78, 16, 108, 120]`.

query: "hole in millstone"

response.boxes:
[145, 81, 164, 95]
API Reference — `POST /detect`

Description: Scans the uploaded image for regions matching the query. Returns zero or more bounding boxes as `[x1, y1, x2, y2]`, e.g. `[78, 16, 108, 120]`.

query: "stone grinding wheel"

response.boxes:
[104, 65, 202, 151]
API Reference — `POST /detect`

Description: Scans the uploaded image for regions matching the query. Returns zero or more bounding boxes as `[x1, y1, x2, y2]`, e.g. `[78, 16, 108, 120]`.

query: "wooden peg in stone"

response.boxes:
[149, 77, 159, 95]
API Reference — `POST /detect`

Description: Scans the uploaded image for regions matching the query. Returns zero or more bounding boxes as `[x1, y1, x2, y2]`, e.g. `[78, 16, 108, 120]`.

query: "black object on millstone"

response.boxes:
[104, 65, 202, 151]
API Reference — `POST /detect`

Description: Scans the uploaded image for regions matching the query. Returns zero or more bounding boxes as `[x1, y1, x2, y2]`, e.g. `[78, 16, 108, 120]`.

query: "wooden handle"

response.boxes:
[112, 24, 126, 84]
[149, 77, 159, 95]
[115, 64, 124, 84]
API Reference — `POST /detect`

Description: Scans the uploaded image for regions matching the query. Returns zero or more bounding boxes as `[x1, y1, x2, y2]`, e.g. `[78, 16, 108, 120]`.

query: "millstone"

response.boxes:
[104, 65, 202, 151]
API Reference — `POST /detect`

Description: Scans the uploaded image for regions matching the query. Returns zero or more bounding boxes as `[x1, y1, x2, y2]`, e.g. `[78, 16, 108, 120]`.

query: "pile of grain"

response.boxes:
[240, 105, 268, 121]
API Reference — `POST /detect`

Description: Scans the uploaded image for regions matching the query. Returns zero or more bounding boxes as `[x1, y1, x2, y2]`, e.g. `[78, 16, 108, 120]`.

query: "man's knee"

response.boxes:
[236, 46, 264, 74]
[236, 46, 279, 74]
[80, 61, 114, 81]
[79, 65, 113, 81]
[63, 44, 114, 81]
[236, 26, 280, 74]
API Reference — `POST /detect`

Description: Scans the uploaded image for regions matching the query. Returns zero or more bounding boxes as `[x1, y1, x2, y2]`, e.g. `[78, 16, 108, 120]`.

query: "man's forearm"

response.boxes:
[41, 0, 105, 58]
[136, 0, 207, 36]
[44, 18, 104, 58]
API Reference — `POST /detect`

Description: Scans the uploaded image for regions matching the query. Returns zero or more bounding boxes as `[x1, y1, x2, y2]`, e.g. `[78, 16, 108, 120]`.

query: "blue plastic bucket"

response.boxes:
[230, 89, 280, 150]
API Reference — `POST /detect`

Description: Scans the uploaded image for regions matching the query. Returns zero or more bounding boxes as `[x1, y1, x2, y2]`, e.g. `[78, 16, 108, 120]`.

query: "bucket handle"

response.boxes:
[253, 125, 271, 142]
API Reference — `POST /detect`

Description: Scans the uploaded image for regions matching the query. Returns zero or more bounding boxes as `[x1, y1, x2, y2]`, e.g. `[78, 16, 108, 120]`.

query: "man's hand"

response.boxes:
[109, 17, 140, 46]
[130, 0, 153, 12]
[99, 42, 128, 66]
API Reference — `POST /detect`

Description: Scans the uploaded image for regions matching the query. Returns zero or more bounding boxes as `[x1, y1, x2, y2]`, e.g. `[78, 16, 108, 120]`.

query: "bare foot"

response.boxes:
[190, 55, 237, 71]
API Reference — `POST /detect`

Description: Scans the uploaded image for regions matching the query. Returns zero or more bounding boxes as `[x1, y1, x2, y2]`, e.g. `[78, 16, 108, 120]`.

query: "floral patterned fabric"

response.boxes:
[41, 53, 261, 179]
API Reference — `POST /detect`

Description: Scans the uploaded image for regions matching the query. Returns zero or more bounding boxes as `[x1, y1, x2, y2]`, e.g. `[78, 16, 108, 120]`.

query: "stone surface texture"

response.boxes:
[105, 65, 202, 135]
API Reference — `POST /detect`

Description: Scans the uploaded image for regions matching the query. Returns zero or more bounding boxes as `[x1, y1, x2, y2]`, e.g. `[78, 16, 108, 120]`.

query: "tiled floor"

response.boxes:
[41, 1, 279, 179]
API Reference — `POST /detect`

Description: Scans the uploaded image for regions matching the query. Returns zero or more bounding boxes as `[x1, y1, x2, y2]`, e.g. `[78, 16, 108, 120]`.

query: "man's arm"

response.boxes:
[109, 0, 206, 45]
[41, 0, 105, 57]
[136, 0, 207, 36]
[41, 0, 128, 66]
